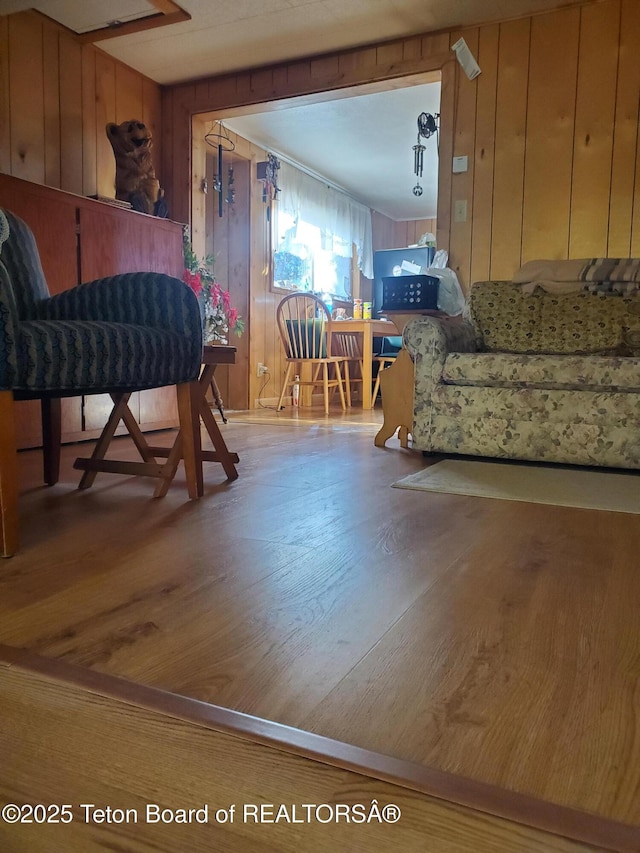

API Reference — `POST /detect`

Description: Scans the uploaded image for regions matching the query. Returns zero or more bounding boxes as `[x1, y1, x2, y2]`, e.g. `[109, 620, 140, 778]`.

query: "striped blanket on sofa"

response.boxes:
[514, 257, 640, 295]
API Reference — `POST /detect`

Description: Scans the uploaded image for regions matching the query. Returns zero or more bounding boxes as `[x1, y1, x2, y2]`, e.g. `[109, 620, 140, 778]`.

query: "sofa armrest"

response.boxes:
[404, 315, 478, 392]
[404, 315, 478, 360]
[39, 272, 203, 368]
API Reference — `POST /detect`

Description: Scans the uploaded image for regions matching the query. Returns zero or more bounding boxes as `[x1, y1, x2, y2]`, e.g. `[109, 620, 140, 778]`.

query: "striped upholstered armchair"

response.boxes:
[0, 208, 204, 557]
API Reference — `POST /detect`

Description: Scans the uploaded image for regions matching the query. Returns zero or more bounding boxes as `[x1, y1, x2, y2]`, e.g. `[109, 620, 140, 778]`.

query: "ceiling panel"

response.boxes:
[33, 0, 157, 33]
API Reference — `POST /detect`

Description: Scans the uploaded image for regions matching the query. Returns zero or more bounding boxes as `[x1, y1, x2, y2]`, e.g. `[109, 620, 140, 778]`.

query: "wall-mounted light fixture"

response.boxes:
[412, 112, 439, 197]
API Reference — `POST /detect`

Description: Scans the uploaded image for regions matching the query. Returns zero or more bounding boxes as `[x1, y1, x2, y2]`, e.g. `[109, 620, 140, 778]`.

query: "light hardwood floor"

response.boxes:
[1, 407, 639, 850]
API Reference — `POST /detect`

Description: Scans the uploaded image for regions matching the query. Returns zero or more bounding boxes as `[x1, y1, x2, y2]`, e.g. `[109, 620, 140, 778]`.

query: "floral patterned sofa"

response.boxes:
[404, 263, 640, 468]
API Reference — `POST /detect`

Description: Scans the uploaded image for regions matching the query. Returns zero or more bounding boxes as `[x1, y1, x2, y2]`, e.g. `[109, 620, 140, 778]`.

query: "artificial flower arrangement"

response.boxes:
[182, 239, 244, 345]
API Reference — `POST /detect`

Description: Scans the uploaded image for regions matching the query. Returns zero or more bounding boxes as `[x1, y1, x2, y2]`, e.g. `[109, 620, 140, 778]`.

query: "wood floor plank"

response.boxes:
[302, 502, 640, 826]
[1, 409, 639, 842]
[1, 655, 616, 853]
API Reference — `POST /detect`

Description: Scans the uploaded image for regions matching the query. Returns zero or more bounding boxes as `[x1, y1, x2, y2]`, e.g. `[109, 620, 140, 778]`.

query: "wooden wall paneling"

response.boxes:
[138, 387, 178, 431]
[250, 155, 274, 407]
[78, 205, 184, 280]
[13, 400, 43, 450]
[0, 175, 79, 294]
[115, 63, 144, 123]
[206, 76, 238, 110]
[227, 157, 251, 410]
[490, 17, 530, 280]
[8, 13, 45, 184]
[0, 17, 9, 175]
[521, 7, 580, 263]
[81, 47, 98, 198]
[421, 32, 451, 59]
[161, 89, 175, 217]
[372, 210, 394, 250]
[172, 101, 194, 226]
[42, 21, 61, 189]
[59, 33, 84, 196]
[448, 29, 479, 291]
[211, 143, 232, 405]
[614, 0, 640, 257]
[569, 1, 620, 258]
[436, 59, 456, 260]
[143, 76, 163, 192]
[392, 221, 407, 246]
[191, 119, 208, 260]
[283, 61, 311, 100]
[376, 41, 404, 68]
[95, 52, 117, 199]
[470, 25, 498, 285]
[250, 67, 276, 96]
[402, 36, 422, 62]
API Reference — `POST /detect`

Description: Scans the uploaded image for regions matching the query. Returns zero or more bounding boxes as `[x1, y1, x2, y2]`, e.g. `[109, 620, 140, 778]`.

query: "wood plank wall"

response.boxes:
[0, 11, 163, 202]
[4, 1, 637, 409]
[165, 0, 637, 406]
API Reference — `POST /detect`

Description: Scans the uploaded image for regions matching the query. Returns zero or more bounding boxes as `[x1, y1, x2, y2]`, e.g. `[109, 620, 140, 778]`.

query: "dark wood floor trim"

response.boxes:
[1, 644, 637, 853]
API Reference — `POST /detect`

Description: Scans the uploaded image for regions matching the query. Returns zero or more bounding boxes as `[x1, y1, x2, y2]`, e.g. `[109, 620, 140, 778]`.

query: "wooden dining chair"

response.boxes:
[276, 293, 348, 414]
[331, 329, 364, 406]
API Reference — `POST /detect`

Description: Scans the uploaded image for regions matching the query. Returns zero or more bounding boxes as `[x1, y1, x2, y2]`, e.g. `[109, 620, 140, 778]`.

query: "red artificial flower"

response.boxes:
[183, 268, 203, 296]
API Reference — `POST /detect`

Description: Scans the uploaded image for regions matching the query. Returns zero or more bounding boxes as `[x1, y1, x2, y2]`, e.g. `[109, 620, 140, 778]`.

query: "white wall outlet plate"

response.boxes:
[453, 156, 468, 174]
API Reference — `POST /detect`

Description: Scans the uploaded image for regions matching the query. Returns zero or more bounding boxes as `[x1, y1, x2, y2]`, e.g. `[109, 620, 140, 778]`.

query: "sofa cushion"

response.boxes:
[470, 281, 640, 355]
[443, 352, 640, 392]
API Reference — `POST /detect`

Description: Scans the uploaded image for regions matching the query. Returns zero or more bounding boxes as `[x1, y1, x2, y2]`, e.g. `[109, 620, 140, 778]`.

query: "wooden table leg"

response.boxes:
[361, 327, 374, 409]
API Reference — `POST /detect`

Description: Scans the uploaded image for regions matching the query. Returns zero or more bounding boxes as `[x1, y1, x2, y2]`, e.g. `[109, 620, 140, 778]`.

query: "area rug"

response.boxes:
[392, 459, 640, 514]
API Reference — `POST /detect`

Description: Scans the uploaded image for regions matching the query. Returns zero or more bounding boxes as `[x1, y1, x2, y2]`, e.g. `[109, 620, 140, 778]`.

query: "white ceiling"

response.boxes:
[1, 0, 592, 220]
[222, 81, 442, 220]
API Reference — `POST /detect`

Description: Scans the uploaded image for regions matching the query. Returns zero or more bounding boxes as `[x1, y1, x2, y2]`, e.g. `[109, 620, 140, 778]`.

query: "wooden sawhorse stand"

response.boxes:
[74, 345, 239, 497]
[147, 345, 239, 496]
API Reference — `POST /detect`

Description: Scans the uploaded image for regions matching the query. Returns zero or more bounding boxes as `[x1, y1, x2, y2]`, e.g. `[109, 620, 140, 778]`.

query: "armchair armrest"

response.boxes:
[404, 315, 478, 390]
[39, 272, 203, 366]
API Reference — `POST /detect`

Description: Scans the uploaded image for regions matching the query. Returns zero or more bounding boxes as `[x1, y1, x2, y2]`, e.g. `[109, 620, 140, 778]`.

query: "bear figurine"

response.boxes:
[106, 119, 167, 217]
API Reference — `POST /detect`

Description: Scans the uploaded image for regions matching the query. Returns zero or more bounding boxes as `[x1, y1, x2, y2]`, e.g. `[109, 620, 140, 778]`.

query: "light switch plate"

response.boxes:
[453, 156, 468, 173]
[454, 200, 467, 222]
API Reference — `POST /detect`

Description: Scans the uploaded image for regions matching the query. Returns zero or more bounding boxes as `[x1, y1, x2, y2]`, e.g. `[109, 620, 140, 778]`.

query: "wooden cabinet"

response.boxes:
[0, 173, 185, 449]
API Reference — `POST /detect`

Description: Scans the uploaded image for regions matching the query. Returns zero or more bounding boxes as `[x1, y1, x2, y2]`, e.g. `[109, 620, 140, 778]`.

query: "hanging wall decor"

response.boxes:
[205, 122, 236, 217]
[226, 166, 235, 205]
[256, 153, 281, 204]
[412, 111, 439, 197]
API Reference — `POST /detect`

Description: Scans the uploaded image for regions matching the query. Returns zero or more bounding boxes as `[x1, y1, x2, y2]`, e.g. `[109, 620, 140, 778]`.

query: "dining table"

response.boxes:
[331, 317, 399, 409]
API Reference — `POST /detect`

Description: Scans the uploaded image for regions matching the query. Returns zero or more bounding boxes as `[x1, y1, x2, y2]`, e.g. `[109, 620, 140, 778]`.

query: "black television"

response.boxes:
[372, 246, 435, 316]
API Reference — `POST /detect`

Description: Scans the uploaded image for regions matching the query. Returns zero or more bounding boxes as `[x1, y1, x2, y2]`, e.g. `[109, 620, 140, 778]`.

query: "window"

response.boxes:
[273, 209, 353, 300]
[271, 160, 374, 299]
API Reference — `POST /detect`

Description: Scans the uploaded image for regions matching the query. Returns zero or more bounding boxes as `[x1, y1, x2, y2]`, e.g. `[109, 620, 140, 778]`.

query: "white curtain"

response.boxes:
[277, 160, 373, 279]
